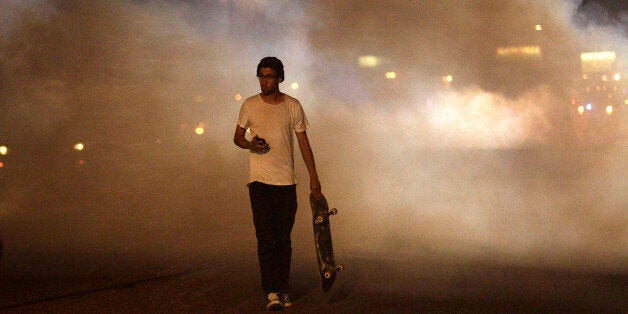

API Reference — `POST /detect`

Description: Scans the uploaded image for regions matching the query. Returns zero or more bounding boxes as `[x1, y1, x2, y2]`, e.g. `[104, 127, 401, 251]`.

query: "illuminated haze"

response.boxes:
[0, 0, 625, 279]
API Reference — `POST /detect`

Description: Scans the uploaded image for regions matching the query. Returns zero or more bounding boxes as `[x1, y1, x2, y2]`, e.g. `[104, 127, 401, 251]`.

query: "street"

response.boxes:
[1, 251, 626, 312]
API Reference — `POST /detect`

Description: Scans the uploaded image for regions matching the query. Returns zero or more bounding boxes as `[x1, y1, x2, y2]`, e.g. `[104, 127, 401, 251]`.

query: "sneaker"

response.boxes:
[266, 292, 282, 310]
[281, 293, 292, 308]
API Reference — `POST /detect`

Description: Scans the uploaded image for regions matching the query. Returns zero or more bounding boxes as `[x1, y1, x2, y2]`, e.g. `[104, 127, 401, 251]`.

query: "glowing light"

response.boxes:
[442, 75, 453, 83]
[586, 103, 592, 111]
[291, 82, 299, 90]
[582, 74, 588, 80]
[423, 87, 540, 149]
[613, 73, 621, 81]
[580, 51, 616, 62]
[235, 94, 242, 101]
[0, 146, 7, 155]
[385, 72, 396, 79]
[496, 46, 541, 57]
[581, 51, 616, 72]
[78, 159, 85, 165]
[577, 106, 585, 115]
[0, 161, 3, 168]
[358, 55, 379, 67]
[535, 24, 542, 31]
[606, 105, 613, 115]
[195, 122, 205, 135]
[74, 143, 84, 151]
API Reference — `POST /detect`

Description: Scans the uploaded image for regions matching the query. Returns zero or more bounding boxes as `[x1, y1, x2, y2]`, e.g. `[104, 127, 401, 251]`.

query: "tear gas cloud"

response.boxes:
[0, 0, 625, 277]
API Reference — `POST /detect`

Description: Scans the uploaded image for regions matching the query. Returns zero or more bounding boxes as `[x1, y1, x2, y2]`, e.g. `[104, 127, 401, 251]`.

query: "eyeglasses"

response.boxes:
[257, 74, 279, 80]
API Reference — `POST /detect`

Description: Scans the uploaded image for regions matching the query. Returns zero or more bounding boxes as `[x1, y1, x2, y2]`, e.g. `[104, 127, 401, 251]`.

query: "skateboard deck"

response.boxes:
[310, 193, 344, 291]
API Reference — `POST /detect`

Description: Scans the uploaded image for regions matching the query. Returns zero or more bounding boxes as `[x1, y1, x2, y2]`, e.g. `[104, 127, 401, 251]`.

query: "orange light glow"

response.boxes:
[358, 55, 379, 67]
[581, 51, 616, 72]
[74, 143, 84, 151]
[577, 106, 585, 115]
[385, 72, 396, 79]
[581, 51, 616, 62]
[496, 46, 541, 57]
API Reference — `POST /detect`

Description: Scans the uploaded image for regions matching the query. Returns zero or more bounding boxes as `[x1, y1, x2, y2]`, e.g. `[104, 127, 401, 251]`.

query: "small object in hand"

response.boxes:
[254, 136, 269, 153]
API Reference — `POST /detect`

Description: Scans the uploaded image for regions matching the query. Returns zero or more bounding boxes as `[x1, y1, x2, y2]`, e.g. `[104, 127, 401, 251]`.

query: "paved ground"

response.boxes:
[1, 251, 626, 312]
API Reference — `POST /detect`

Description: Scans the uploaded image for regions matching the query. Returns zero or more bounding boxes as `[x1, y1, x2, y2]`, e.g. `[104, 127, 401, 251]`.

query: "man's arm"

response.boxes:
[233, 125, 268, 152]
[295, 130, 323, 199]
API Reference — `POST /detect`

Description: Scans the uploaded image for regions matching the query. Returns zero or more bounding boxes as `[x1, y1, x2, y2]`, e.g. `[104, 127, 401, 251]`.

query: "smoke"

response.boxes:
[0, 0, 625, 283]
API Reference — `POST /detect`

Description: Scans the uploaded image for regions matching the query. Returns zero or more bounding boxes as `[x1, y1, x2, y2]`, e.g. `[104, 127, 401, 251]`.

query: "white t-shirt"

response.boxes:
[237, 94, 309, 185]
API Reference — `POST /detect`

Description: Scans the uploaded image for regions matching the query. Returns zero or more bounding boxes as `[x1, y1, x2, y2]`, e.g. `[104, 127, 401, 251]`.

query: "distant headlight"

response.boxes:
[577, 105, 585, 115]
[606, 105, 613, 115]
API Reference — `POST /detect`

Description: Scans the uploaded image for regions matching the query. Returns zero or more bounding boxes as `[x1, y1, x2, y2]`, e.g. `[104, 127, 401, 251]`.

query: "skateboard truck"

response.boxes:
[323, 264, 345, 279]
[314, 207, 338, 224]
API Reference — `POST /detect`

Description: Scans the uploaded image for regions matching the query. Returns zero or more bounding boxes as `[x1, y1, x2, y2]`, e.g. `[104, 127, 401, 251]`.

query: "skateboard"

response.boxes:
[310, 193, 344, 291]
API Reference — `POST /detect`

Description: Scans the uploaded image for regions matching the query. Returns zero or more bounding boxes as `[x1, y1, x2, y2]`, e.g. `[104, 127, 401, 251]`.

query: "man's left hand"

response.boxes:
[310, 177, 323, 200]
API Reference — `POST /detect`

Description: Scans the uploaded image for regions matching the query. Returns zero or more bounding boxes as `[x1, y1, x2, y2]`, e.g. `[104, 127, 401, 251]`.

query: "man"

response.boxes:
[233, 57, 323, 310]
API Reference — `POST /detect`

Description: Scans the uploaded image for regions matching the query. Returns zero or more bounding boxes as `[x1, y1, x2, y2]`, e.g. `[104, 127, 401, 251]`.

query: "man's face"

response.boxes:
[258, 67, 281, 95]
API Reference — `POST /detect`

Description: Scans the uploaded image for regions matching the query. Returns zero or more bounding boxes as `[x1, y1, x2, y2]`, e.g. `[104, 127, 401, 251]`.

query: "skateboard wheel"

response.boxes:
[315, 216, 324, 223]
[329, 208, 338, 215]
[324, 272, 332, 279]
[336, 264, 345, 272]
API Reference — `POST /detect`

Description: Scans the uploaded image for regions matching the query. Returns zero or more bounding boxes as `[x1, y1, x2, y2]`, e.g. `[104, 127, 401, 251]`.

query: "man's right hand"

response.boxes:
[251, 136, 270, 153]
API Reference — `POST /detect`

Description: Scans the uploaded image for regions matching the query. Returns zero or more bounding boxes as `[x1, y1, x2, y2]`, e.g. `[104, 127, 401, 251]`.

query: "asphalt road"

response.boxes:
[1, 248, 626, 312]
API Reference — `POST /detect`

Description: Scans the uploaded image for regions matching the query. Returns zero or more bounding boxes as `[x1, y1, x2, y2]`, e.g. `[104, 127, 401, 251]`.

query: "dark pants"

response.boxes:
[248, 181, 298, 295]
